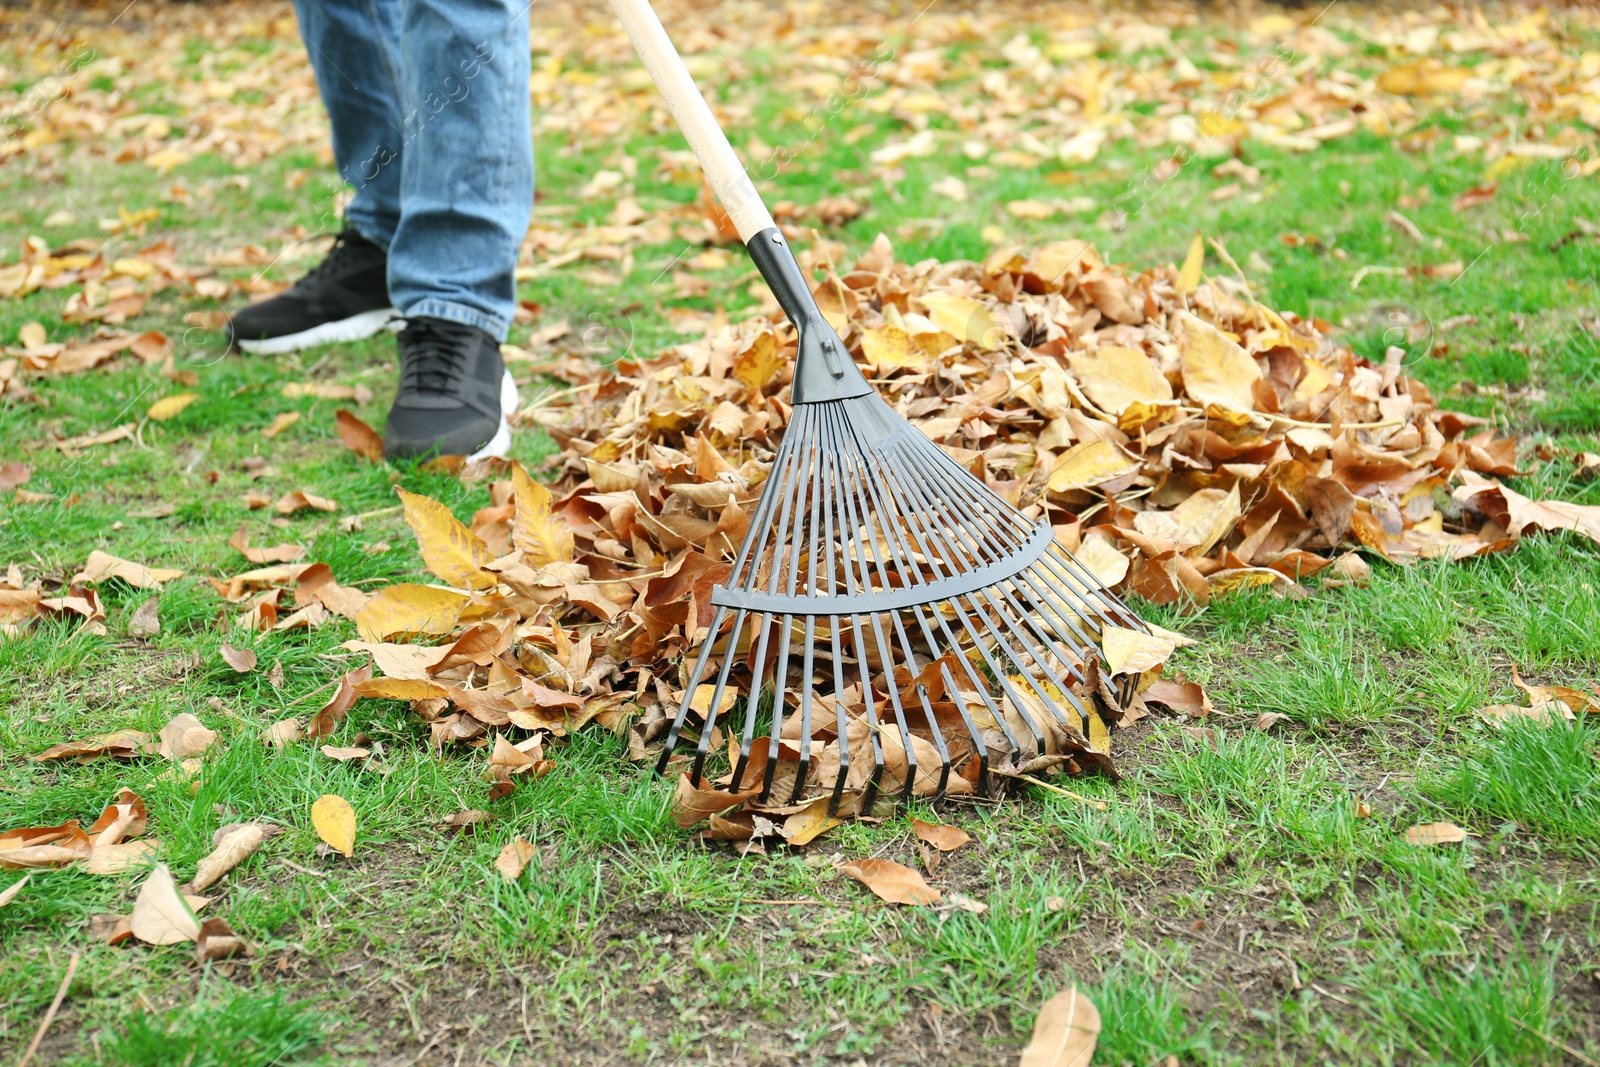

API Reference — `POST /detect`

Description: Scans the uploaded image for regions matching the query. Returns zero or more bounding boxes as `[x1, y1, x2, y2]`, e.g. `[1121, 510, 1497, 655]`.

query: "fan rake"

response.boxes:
[607, 0, 1150, 815]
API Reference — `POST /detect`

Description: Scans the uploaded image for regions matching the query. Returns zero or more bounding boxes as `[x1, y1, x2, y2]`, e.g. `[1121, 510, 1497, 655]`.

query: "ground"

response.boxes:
[2, 0, 1600, 1064]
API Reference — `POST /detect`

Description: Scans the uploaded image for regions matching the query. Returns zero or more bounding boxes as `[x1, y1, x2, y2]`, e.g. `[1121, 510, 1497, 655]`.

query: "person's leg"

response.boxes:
[379, 0, 532, 460]
[386, 0, 533, 340]
[228, 0, 407, 352]
[292, 0, 405, 247]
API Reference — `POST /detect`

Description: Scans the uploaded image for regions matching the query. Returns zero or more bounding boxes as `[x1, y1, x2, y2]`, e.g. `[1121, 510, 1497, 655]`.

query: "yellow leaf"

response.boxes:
[732, 330, 784, 392]
[511, 463, 574, 567]
[397, 488, 496, 590]
[310, 794, 356, 858]
[352, 584, 470, 642]
[1178, 232, 1204, 294]
[920, 292, 1002, 350]
[859, 325, 928, 370]
[1169, 484, 1243, 556]
[1405, 821, 1468, 846]
[1067, 346, 1173, 415]
[1378, 61, 1471, 96]
[1087, 709, 1111, 754]
[1020, 986, 1100, 1067]
[147, 393, 198, 421]
[1177, 311, 1261, 413]
[1101, 625, 1178, 677]
[18, 321, 47, 351]
[1046, 440, 1140, 494]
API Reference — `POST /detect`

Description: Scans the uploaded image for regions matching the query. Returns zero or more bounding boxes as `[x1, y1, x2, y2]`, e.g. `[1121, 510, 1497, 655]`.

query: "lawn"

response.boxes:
[2, 0, 1600, 1064]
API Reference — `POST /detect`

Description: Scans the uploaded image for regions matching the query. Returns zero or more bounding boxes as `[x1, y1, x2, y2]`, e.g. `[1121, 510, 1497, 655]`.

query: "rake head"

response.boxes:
[654, 230, 1149, 816]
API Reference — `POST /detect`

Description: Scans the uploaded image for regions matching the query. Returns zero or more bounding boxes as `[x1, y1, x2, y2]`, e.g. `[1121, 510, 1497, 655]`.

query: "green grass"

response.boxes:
[3, 1, 1600, 1063]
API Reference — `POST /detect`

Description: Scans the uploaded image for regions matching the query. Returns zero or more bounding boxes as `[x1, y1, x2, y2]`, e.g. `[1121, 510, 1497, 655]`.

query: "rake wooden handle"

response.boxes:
[607, 0, 775, 241]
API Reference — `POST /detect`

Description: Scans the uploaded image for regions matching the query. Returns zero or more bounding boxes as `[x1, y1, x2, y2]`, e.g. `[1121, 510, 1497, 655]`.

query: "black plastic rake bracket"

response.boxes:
[710, 520, 1056, 616]
[745, 227, 874, 405]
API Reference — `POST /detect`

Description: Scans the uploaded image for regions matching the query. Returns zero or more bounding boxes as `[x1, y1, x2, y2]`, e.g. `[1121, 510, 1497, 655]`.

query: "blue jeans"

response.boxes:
[291, 0, 533, 340]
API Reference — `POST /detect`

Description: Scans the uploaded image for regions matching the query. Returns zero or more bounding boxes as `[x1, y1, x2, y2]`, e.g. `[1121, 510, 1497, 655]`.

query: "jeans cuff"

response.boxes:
[401, 299, 509, 341]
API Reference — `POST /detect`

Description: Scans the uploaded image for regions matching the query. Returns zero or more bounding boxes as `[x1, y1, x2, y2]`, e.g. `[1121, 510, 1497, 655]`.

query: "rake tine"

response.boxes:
[657, 604, 729, 779]
[689, 607, 754, 784]
[828, 409, 892, 814]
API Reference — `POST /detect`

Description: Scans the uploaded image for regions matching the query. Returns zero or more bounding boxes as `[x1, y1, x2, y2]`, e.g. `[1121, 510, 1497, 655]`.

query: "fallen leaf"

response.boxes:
[670, 773, 760, 829]
[1047, 440, 1140, 493]
[130, 863, 200, 944]
[220, 643, 258, 672]
[262, 719, 302, 747]
[310, 794, 356, 858]
[308, 665, 373, 738]
[512, 463, 575, 567]
[0, 821, 93, 869]
[911, 819, 971, 852]
[0, 875, 29, 907]
[274, 490, 338, 515]
[228, 524, 306, 564]
[192, 822, 269, 890]
[85, 839, 159, 875]
[194, 916, 249, 962]
[1254, 712, 1289, 731]
[320, 745, 370, 762]
[1020, 986, 1101, 1067]
[158, 713, 217, 760]
[87, 787, 148, 845]
[1177, 311, 1261, 413]
[146, 393, 199, 421]
[335, 409, 384, 462]
[494, 836, 537, 881]
[836, 858, 940, 906]
[1405, 821, 1468, 846]
[127, 597, 160, 638]
[398, 488, 497, 589]
[72, 550, 183, 589]
[1177, 232, 1205, 293]
[262, 411, 300, 438]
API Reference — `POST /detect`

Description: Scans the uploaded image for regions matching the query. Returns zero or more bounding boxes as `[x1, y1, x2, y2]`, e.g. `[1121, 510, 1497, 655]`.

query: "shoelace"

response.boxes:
[398, 318, 477, 395]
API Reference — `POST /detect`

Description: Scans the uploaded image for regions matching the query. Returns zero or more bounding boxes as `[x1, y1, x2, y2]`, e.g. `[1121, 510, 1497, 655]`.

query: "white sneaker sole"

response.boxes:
[235, 307, 400, 355]
[465, 371, 520, 462]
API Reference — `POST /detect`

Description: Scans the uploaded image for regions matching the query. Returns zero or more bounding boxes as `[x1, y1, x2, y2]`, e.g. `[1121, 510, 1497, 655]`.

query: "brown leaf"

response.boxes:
[494, 836, 537, 881]
[157, 713, 217, 760]
[441, 810, 494, 833]
[127, 597, 160, 638]
[72, 550, 182, 589]
[228, 524, 306, 564]
[669, 773, 760, 828]
[262, 411, 301, 438]
[308, 665, 373, 738]
[195, 916, 250, 961]
[1020, 986, 1101, 1067]
[0, 874, 29, 907]
[911, 819, 971, 852]
[31, 730, 153, 763]
[335, 408, 384, 463]
[85, 839, 159, 875]
[274, 489, 338, 515]
[193, 822, 269, 890]
[220, 643, 258, 673]
[0, 820, 93, 869]
[130, 863, 200, 944]
[87, 787, 148, 846]
[836, 858, 940, 906]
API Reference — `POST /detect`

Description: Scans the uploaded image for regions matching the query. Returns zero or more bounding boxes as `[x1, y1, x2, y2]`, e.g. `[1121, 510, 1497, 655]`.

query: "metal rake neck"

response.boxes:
[746, 228, 874, 405]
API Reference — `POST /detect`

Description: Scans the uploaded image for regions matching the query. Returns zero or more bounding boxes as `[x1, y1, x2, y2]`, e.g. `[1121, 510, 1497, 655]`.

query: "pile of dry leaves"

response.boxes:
[9, 231, 1600, 842]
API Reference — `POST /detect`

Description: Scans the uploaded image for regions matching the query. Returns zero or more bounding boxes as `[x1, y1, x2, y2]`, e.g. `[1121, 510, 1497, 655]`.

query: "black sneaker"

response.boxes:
[384, 317, 518, 462]
[226, 228, 397, 354]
